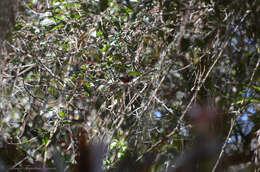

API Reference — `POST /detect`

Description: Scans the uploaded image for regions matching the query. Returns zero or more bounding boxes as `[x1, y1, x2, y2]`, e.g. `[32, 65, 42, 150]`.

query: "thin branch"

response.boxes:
[155, 96, 174, 114]
[17, 64, 36, 77]
[248, 56, 260, 87]
[8, 157, 28, 170]
[23, 77, 45, 103]
[212, 118, 235, 172]
[137, 87, 199, 161]
[137, 10, 251, 162]
[139, 61, 175, 117]
[37, 59, 64, 86]
[43, 119, 60, 164]
[137, 37, 225, 161]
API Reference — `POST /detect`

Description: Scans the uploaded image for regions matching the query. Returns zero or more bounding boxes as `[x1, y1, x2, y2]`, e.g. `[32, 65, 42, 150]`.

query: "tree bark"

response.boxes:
[0, 0, 17, 43]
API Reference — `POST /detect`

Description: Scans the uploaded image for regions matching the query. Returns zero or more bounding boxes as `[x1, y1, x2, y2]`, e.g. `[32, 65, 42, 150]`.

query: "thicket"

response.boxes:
[0, 0, 260, 171]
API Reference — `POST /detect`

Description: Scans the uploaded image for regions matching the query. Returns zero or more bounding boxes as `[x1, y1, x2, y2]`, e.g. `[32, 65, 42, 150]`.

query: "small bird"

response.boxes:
[119, 75, 134, 83]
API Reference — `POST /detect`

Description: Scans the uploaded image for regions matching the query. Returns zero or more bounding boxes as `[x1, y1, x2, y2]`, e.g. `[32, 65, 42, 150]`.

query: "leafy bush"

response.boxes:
[0, 0, 260, 171]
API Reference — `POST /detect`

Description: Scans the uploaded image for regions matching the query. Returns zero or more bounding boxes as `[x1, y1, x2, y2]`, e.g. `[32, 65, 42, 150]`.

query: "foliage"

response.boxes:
[0, 0, 260, 171]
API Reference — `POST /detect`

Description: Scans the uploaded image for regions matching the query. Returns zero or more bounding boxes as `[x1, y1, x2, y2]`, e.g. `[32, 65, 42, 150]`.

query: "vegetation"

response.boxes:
[0, 0, 259, 171]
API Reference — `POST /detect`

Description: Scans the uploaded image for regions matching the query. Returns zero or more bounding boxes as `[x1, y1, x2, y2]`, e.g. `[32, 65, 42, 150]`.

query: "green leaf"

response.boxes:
[59, 111, 68, 118]
[26, 76, 31, 81]
[62, 41, 69, 51]
[110, 139, 118, 150]
[51, 22, 65, 31]
[124, 7, 133, 14]
[101, 44, 108, 52]
[97, 30, 102, 37]
[236, 98, 259, 104]
[32, 73, 40, 78]
[128, 71, 140, 76]
[253, 85, 260, 91]
[48, 87, 56, 96]
[81, 64, 87, 70]
[42, 135, 50, 145]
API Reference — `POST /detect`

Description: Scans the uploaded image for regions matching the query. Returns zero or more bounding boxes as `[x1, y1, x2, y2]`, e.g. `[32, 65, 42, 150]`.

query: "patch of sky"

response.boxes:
[229, 88, 257, 146]
[180, 125, 189, 137]
[154, 111, 162, 119]
[247, 106, 255, 114]
[231, 37, 238, 45]
[228, 135, 242, 144]
[235, 88, 256, 135]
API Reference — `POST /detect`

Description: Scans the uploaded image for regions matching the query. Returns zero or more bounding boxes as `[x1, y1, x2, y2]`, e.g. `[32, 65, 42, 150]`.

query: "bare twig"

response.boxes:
[43, 119, 60, 164]
[212, 48, 260, 172]
[8, 157, 28, 170]
[212, 118, 235, 172]
[137, 9, 251, 162]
